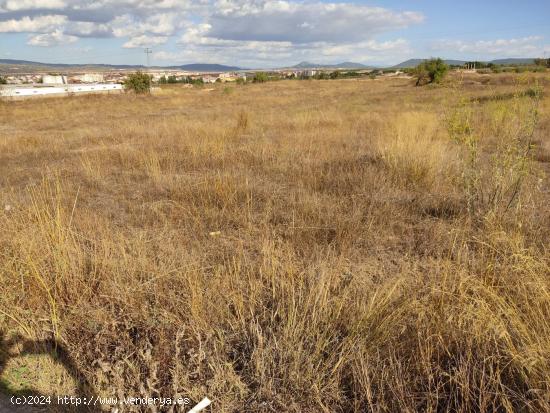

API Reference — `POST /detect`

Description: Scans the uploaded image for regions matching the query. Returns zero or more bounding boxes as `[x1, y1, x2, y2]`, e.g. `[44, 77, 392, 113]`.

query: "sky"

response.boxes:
[0, 0, 549, 68]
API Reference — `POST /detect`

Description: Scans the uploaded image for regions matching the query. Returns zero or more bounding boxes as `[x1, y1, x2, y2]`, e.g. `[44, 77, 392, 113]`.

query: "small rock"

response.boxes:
[4, 204, 12, 212]
[209, 231, 221, 237]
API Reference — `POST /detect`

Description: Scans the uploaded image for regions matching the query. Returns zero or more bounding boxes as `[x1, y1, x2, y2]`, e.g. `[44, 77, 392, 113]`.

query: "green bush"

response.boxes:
[253, 72, 268, 83]
[0, 76, 6, 85]
[415, 58, 449, 86]
[124, 71, 152, 94]
[534, 58, 550, 67]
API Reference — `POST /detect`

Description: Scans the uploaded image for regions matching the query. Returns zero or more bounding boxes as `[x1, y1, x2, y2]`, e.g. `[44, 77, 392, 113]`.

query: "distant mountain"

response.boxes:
[0, 58, 144, 69]
[0, 59, 242, 72]
[167, 63, 242, 72]
[291, 61, 372, 69]
[392, 58, 539, 68]
[335, 61, 373, 69]
[292, 61, 318, 68]
[391, 59, 423, 68]
[489, 58, 536, 65]
[392, 59, 466, 68]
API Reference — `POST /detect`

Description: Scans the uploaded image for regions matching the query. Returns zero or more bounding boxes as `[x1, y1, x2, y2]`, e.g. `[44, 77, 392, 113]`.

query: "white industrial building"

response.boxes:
[42, 75, 68, 84]
[73, 73, 105, 83]
[0, 84, 123, 98]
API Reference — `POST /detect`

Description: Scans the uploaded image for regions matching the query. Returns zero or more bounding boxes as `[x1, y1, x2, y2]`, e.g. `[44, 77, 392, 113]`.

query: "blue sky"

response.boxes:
[0, 0, 548, 67]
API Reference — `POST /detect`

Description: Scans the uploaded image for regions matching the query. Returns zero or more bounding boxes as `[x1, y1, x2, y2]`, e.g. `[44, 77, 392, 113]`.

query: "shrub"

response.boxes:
[415, 58, 449, 86]
[124, 71, 152, 94]
[446, 86, 541, 218]
[0, 76, 6, 85]
[253, 72, 268, 83]
[534, 58, 550, 67]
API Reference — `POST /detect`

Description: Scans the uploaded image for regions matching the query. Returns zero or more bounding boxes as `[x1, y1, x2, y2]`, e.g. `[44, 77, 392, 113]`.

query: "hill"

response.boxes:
[167, 63, 242, 72]
[0, 58, 143, 69]
[392, 59, 466, 68]
[392, 58, 539, 68]
[0, 59, 242, 73]
[489, 58, 536, 65]
[291, 61, 372, 69]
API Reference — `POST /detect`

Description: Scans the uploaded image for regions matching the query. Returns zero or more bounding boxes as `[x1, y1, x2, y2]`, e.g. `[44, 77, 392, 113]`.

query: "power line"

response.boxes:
[144, 48, 152, 68]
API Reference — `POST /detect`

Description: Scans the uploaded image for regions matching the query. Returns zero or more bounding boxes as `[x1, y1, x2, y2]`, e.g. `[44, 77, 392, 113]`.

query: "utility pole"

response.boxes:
[144, 48, 152, 69]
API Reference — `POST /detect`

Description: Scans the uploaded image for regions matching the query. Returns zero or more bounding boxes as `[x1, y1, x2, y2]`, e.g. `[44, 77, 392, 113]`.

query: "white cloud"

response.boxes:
[123, 34, 169, 48]
[27, 28, 77, 45]
[319, 39, 411, 56]
[0, 0, 66, 12]
[0, 0, 422, 64]
[433, 36, 547, 57]
[0, 14, 66, 32]
[65, 20, 111, 37]
[207, 1, 424, 43]
[112, 13, 182, 38]
[159, 31, 413, 67]
[172, 9, 416, 67]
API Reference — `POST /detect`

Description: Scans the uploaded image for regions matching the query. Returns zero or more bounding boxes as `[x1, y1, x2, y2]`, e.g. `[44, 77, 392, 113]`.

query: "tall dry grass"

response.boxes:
[1, 76, 550, 412]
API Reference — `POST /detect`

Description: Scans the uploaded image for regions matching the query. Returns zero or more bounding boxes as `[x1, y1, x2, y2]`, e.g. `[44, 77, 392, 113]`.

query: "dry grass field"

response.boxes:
[1, 73, 550, 412]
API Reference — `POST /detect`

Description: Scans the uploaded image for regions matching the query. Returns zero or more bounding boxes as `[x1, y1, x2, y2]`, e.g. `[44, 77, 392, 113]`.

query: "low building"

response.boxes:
[42, 75, 68, 85]
[72, 73, 104, 83]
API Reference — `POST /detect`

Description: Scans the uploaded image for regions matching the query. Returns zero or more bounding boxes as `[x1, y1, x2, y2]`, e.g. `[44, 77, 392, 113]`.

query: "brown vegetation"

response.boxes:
[1, 74, 550, 412]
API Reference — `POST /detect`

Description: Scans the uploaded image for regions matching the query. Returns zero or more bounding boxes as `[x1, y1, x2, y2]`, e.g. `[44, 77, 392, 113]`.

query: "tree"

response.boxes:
[167, 75, 177, 84]
[415, 58, 449, 86]
[124, 71, 152, 94]
[315, 71, 330, 80]
[253, 72, 268, 83]
[159, 75, 167, 84]
[0, 76, 6, 85]
[534, 58, 550, 68]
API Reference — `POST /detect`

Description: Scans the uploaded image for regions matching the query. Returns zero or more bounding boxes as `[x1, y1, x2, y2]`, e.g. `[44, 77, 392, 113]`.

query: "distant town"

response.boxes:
[0, 68, 381, 86]
[1, 57, 547, 99]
